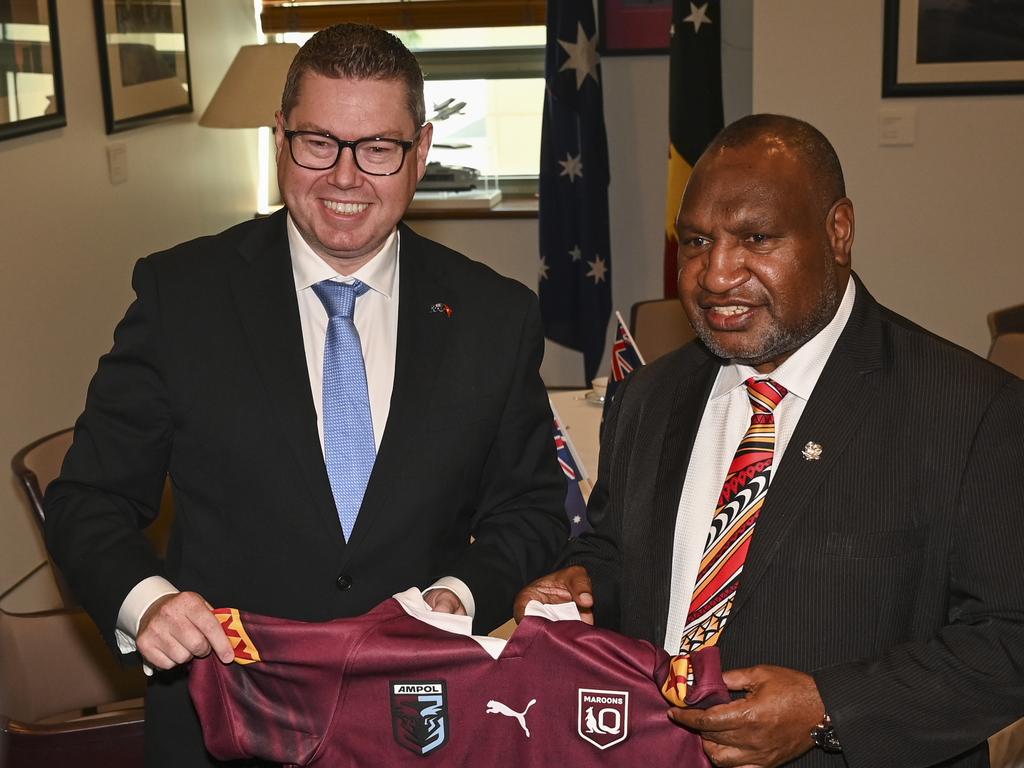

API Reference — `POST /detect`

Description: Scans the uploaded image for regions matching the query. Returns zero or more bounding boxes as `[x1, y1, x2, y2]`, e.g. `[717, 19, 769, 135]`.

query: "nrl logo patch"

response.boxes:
[390, 681, 449, 756]
[577, 688, 629, 750]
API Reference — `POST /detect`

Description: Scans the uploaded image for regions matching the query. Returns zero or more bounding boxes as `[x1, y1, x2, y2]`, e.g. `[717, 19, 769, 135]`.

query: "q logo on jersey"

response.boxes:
[390, 681, 449, 755]
[577, 688, 629, 750]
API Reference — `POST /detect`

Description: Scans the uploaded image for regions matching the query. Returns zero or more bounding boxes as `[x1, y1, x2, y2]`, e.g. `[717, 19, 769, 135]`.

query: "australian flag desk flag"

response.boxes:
[603, 311, 646, 419]
[550, 401, 590, 538]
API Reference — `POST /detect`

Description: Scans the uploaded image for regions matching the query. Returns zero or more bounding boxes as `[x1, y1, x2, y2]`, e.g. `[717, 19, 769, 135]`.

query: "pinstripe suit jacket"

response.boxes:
[565, 275, 1024, 767]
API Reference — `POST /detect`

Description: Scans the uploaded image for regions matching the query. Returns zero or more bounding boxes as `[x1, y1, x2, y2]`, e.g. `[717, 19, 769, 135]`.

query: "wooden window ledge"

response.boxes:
[404, 196, 538, 220]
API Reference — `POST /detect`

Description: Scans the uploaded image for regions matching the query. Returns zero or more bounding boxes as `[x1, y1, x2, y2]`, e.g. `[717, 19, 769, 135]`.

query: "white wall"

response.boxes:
[752, 1, 1023, 355]
[0, 0, 258, 609]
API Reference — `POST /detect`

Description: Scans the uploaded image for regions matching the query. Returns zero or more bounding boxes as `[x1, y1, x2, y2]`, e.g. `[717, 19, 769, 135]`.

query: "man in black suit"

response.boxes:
[45, 24, 566, 766]
[517, 114, 1024, 767]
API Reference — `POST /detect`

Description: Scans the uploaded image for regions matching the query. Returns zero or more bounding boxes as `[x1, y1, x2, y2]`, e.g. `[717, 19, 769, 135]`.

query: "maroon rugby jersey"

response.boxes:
[189, 590, 727, 767]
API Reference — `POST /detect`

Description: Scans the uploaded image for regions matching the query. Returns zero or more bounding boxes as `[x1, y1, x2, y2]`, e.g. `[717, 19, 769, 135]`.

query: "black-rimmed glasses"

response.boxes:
[283, 129, 419, 176]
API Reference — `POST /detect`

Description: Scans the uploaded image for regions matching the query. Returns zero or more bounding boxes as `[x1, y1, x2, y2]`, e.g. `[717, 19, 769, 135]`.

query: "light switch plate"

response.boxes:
[107, 143, 128, 185]
[878, 107, 916, 146]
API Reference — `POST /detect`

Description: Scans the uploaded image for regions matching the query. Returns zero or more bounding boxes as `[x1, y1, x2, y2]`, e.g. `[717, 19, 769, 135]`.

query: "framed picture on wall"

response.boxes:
[883, 0, 1024, 96]
[94, 0, 193, 133]
[0, 0, 66, 142]
[599, 0, 672, 56]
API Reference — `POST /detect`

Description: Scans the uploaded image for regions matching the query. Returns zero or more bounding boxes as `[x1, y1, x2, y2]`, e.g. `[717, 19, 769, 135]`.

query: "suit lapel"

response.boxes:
[649, 353, 719, 630]
[229, 211, 343, 548]
[342, 225, 456, 560]
[729, 279, 886, 619]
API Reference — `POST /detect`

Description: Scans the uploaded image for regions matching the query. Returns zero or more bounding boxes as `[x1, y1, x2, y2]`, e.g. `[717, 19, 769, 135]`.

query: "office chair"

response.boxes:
[988, 332, 1024, 379]
[630, 298, 696, 363]
[0, 603, 145, 768]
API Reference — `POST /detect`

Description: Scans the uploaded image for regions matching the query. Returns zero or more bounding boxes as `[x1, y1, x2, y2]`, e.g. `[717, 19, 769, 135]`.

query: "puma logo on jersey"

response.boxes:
[485, 698, 537, 738]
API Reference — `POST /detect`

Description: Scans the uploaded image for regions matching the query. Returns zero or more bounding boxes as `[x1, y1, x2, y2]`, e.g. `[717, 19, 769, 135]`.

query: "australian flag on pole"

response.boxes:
[551, 416, 590, 538]
[538, 0, 612, 385]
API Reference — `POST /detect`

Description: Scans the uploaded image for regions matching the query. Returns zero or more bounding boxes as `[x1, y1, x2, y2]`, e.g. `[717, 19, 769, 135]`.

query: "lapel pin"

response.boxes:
[801, 441, 823, 461]
[429, 302, 453, 318]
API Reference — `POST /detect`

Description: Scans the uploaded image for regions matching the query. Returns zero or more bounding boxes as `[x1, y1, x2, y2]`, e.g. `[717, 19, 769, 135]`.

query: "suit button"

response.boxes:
[336, 574, 353, 591]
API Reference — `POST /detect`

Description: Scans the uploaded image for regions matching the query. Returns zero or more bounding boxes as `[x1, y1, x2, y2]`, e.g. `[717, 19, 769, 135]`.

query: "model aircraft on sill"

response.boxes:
[429, 97, 467, 122]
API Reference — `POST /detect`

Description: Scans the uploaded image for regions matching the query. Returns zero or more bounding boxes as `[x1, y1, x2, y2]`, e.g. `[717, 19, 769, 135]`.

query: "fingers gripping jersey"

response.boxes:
[189, 593, 728, 766]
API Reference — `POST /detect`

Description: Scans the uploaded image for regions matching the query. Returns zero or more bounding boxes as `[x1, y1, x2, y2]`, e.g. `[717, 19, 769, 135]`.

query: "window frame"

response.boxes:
[261, 0, 546, 35]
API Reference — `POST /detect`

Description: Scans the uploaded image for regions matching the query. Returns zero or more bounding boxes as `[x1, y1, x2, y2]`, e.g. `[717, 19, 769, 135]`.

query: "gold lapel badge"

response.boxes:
[801, 441, 823, 461]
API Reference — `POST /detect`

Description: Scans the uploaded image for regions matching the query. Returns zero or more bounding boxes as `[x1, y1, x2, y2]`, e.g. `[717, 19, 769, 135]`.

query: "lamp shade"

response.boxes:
[199, 43, 300, 128]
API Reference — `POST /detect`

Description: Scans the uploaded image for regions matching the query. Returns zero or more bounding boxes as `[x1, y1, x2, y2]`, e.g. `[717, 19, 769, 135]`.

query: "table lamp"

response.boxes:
[200, 43, 299, 213]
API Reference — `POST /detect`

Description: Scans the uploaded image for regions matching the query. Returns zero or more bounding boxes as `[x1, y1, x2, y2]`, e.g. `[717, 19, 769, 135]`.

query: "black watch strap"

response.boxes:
[811, 713, 843, 753]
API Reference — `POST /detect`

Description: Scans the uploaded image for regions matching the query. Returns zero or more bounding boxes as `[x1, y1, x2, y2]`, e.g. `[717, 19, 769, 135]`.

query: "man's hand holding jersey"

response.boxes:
[136, 592, 235, 670]
[515, 568, 828, 768]
[514, 565, 595, 624]
[138, 587, 467, 670]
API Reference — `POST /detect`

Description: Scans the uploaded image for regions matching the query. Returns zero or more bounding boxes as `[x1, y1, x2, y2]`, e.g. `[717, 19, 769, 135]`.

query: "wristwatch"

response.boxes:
[811, 713, 843, 753]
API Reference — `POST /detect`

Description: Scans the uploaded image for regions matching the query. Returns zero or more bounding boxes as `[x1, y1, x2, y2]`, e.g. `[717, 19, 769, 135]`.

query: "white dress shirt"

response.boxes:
[116, 218, 473, 664]
[661, 279, 857, 653]
[288, 216, 398, 451]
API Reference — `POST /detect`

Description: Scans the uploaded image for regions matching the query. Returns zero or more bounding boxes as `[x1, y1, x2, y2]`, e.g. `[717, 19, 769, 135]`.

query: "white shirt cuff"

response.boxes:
[423, 576, 475, 618]
[115, 575, 178, 675]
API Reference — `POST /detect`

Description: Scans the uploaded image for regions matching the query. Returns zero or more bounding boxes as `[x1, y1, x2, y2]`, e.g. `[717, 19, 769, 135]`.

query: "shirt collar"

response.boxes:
[391, 588, 583, 639]
[287, 214, 398, 299]
[711, 278, 857, 401]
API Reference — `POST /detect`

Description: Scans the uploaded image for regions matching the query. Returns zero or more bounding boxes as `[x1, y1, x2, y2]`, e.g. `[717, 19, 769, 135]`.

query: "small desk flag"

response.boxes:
[604, 310, 646, 412]
[550, 401, 590, 538]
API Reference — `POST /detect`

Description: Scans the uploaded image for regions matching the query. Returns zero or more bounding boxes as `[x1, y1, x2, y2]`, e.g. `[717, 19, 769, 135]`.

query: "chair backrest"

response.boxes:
[987, 303, 1024, 339]
[11, 428, 73, 530]
[630, 299, 696, 364]
[988, 332, 1024, 379]
[11, 428, 176, 608]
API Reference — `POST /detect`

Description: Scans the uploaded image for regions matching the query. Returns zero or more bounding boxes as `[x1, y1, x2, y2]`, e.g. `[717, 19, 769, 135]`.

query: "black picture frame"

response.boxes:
[882, 0, 1024, 97]
[598, 0, 672, 57]
[93, 0, 193, 133]
[0, 0, 66, 142]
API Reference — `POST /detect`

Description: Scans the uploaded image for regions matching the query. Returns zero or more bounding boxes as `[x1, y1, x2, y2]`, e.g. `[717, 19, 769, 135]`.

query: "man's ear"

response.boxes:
[274, 111, 287, 161]
[827, 197, 854, 267]
[415, 122, 434, 181]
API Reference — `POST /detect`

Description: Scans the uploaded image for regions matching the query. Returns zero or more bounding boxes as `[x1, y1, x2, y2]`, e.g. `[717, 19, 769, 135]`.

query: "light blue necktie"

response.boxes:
[312, 279, 374, 540]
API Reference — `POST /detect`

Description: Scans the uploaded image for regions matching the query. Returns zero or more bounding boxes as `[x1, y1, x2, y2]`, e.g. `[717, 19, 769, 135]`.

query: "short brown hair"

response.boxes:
[280, 23, 425, 127]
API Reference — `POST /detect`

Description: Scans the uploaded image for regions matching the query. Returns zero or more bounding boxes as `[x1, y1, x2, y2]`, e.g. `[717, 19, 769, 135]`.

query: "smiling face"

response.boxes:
[675, 137, 853, 372]
[276, 74, 432, 274]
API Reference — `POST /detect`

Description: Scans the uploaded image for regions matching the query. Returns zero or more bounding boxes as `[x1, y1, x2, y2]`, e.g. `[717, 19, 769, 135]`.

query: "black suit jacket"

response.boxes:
[565, 276, 1024, 767]
[45, 211, 567, 766]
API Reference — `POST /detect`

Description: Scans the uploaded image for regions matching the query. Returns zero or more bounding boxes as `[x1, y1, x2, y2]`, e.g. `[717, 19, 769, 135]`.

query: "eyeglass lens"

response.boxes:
[290, 134, 408, 175]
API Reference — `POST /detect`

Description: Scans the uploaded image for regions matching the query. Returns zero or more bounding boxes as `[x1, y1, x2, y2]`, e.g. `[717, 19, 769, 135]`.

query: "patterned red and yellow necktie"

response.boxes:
[679, 377, 788, 654]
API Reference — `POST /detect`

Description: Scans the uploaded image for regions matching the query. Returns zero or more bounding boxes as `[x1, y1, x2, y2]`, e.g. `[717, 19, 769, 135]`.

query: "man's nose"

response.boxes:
[328, 146, 360, 187]
[701, 243, 747, 293]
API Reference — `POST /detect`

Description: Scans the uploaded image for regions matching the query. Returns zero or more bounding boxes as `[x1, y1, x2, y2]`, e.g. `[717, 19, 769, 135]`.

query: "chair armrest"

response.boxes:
[2, 710, 144, 768]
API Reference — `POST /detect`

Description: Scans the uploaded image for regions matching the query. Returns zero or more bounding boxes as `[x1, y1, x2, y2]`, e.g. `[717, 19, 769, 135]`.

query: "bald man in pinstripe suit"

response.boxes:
[518, 114, 1024, 768]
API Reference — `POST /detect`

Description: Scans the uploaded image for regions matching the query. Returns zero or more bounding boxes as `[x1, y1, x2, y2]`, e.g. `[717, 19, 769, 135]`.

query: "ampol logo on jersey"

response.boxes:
[390, 680, 449, 755]
[577, 688, 629, 749]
